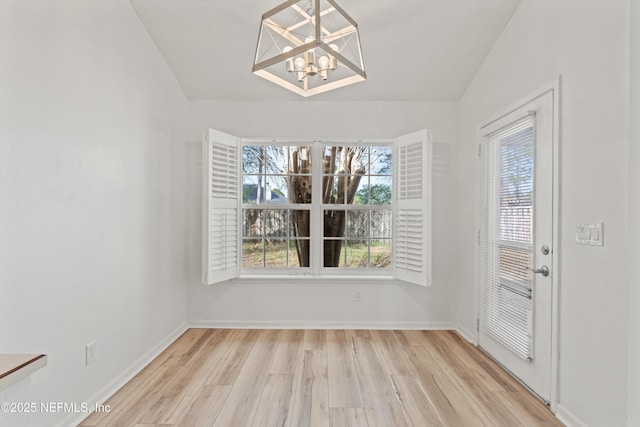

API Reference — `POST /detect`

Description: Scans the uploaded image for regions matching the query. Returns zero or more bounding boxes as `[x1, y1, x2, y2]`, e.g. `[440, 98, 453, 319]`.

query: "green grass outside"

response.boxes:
[242, 240, 391, 268]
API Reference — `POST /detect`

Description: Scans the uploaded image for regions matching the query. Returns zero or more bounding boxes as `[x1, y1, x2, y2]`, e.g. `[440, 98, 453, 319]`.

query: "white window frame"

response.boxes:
[240, 140, 394, 277]
[203, 129, 432, 286]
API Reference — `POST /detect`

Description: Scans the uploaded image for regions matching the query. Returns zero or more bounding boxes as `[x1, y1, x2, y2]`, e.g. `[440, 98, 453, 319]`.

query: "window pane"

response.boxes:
[242, 175, 259, 203]
[370, 239, 392, 268]
[322, 174, 339, 204]
[242, 146, 261, 174]
[243, 146, 287, 174]
[323, 146, 370, 206]
[349, 147, 369, 174]
[324, 239, 345, 267]
[288, 146, 313, 205]
[243, 209, 289, 237]
[290, 210, 310, 238]
[289, 146, 312, 175]
[370, 146, 392, 175]
[352, 176, 369, 205]
[265, 239, 288, 267]
[263, 210, 288, 237]
[324, 210, 346, 238]
[499, 130, 533, 245]
[370, 210, 392, 238]
[242, 209, 311, 268]
[243, 239, 263, 267]
[289, 176, 312, 204]
[243, 145, 313, 205]
[243, 209, 262, 237]
[322, 146, 339, 174]
[345, 240, 369, 268]
[368, 176, 392, 205]
[347, 211, 369, 238]
[323, 146, 368, 174]
[289, 239, 310, 267]
[265, 175, 289, 203]
[243, 175, 291, 204]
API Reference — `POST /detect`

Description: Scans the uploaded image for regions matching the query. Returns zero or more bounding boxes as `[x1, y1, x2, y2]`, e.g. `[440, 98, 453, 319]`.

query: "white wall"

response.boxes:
[628, 2, 639, 426]
[457, 1, 629, 426]
[188, 101, 460, 329]
[0, 1, 190, 426]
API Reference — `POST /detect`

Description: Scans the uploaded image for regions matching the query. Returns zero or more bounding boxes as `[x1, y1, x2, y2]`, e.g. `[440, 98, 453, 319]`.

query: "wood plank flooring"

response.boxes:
[79, 329, 564, 427]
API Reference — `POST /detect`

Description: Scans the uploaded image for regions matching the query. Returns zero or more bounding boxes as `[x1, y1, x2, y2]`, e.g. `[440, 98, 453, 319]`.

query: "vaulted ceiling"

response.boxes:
[130, 0, 521, 102]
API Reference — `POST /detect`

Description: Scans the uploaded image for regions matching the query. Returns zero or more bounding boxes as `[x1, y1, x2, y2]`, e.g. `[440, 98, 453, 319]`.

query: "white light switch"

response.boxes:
[576, 223, 604, 246]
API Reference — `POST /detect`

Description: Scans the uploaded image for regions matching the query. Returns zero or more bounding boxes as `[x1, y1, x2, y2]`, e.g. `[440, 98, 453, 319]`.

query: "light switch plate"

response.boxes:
[576, 223, 604, 246]
[85, 341, 97, 365]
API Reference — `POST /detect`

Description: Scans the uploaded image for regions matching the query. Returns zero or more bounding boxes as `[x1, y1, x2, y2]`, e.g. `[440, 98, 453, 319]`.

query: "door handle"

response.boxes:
[529, 266, 550, 277]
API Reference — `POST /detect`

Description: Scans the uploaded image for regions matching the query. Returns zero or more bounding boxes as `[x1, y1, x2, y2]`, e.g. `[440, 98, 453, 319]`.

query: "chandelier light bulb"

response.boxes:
[318, 56, 330, 69]
[283, 46, 294, 72]
[294, 57, 306, 70]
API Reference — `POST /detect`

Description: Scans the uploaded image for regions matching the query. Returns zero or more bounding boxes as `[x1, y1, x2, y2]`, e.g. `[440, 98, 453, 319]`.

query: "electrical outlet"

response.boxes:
[85, 341, 97, 366]
[353, 290, 362, 302]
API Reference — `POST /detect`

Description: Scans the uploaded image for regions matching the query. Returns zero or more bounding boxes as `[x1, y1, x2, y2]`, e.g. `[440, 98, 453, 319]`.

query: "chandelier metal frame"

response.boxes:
[252, 0, 366, 97]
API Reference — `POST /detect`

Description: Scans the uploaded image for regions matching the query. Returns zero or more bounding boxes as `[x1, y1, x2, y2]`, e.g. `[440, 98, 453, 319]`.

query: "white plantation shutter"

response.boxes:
[203, 129, 239, 285]
[394, 130, 432, 286]
[480, 114, 536, 360]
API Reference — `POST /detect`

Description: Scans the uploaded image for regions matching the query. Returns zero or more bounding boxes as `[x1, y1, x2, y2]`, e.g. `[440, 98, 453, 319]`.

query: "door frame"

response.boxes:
[473, 77, 561, 412]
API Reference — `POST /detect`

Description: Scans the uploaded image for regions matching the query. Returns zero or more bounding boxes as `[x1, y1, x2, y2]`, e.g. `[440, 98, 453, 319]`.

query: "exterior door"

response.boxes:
[478, 90, 555, 402]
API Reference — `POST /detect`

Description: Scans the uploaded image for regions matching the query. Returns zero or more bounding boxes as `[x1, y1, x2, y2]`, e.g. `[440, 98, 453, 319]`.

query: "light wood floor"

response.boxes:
[79, 329, 563, 427]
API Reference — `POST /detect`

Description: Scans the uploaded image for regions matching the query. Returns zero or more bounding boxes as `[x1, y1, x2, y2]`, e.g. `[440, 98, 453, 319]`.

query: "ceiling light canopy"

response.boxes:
[252, 0, 366, 97]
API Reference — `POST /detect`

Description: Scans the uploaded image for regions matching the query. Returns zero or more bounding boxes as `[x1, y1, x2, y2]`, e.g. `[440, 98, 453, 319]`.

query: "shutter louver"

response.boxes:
[203, 129, 239, 285]
[399, 142, 424, 200]
[395, 211, 424, 272]
[208, 209, 238, 273]
[480, 115, 536, 360]
[394, 130, 432, 286]
[211, 142, 239, 199]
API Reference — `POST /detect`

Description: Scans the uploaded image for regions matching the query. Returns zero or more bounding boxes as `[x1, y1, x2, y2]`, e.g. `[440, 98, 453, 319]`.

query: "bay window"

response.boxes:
[203, 129, 432, 286]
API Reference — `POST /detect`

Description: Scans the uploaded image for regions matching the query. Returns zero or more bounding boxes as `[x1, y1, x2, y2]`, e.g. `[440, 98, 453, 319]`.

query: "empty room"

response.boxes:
[1, 0, 638, 426]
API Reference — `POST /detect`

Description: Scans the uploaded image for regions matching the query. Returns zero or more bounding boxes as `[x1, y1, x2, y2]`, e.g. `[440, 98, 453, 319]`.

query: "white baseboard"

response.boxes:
[454, 324, 477, 344]
[189, 320, 458, 330]
[556, 404, 589, 427]
[56, 322, 189, 427]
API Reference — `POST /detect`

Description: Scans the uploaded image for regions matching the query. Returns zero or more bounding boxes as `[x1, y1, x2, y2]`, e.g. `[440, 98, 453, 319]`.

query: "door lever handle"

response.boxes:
[529, 266, 550, 277]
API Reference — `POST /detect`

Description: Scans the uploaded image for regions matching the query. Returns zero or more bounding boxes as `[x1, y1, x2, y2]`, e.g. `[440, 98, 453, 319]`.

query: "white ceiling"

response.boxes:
[130, 0, 521, 102]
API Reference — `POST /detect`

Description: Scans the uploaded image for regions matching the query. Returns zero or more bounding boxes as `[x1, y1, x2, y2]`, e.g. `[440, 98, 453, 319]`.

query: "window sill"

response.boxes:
[231, 275, 398, 285]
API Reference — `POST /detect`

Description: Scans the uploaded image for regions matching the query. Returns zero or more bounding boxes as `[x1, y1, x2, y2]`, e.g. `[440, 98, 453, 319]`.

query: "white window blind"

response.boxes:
[394, 130, 432, 286]
[480, 114, 536, 360]
[203, 129, 239, 285]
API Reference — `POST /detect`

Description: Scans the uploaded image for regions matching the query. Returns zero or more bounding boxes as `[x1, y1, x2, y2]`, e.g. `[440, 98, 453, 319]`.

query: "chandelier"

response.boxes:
[252, 0, 366, 97]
